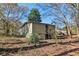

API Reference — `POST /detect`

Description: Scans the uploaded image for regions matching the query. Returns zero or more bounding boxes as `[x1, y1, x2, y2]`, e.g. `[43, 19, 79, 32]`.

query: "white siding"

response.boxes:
[26, 23, 33, 38]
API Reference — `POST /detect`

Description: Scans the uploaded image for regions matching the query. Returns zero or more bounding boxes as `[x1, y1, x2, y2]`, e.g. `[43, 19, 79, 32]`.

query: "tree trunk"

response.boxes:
[65, 23, 72, 38]
[76, 23, 79, 37]
[76, 4, 79, 37]
[5, 22, 10, 36]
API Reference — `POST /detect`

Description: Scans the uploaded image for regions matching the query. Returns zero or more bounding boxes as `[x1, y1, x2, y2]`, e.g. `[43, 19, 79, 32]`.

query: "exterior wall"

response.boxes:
[47, 25, 55, 39]
[26, 23, 33, 38]
[25, 22, 55, 39]
[32, 23, 46, 39]
[19, 24, 28, 36]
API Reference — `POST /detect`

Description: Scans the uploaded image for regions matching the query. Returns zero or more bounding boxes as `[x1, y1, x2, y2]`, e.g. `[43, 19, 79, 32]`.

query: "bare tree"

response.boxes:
[70, 3, 79, 37]
[0, 3, 29, 36]
[37, 3, 77, 38]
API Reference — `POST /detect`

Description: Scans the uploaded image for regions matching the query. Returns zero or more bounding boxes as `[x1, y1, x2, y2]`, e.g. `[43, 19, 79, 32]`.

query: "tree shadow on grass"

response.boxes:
[54, 48, 79, 56]
[0, 39, 79, 55]
[0, 43, 53, 54]
[0, 40, 48, 44]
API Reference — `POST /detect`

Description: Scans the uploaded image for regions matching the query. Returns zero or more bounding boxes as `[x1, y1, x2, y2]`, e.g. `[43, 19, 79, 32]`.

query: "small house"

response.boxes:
[19, 22, 55, 39]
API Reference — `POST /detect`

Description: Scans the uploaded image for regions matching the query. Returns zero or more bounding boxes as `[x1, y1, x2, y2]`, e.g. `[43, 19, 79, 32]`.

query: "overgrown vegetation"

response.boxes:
[28, 33, 40, 47]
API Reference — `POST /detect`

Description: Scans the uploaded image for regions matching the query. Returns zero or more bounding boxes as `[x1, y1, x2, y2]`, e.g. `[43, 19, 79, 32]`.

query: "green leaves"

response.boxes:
[29, 33, 40, 46]
[28, 8, 41, 23]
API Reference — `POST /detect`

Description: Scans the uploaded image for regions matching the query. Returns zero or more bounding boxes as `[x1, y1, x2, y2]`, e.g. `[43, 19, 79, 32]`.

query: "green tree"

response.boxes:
[28, 8, 41, 23]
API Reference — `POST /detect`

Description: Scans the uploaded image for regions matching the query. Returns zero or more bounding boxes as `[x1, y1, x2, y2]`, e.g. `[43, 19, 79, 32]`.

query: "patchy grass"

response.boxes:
[0, 37, 79, 56]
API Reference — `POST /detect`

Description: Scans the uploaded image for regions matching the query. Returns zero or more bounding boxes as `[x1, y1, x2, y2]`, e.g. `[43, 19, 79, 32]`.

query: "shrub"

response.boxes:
[28, 33, 40, 46]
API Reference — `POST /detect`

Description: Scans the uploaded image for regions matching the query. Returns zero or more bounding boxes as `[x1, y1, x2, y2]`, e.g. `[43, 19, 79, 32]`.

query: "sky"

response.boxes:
[18, 3, 52, 24]
[17, 3, 77, 29]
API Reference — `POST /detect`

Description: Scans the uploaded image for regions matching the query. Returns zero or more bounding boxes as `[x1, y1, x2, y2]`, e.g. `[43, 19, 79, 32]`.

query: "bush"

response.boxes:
[28, 33, 40, 46]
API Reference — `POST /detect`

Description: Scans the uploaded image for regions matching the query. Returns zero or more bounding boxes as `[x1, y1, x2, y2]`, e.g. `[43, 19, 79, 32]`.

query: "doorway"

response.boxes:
[45, 24, 48, 39]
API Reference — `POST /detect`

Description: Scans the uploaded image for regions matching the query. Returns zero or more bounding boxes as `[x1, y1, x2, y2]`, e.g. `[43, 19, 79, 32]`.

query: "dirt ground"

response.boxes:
[0, 38, 79, 56]
[15, 40, 79, 56]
